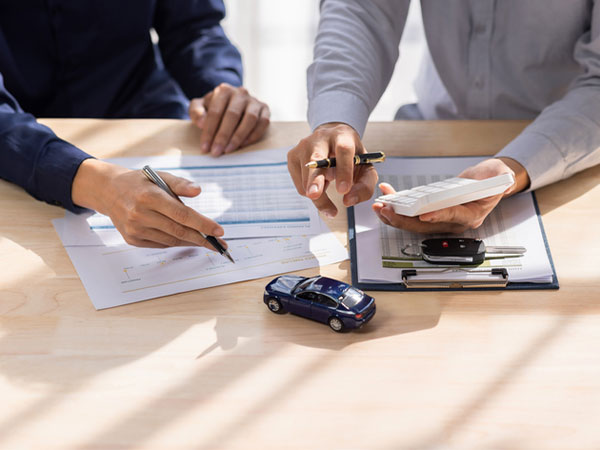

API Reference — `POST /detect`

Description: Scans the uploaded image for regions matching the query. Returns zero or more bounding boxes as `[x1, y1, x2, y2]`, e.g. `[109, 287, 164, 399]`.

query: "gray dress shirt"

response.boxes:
[308, 0, 600, 191]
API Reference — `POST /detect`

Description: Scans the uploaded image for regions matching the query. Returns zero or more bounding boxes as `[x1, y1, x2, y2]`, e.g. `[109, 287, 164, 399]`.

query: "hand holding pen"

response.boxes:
[287, 122, 382, 218]
[142, 166, 234, 262]
[71, 159, 233, 255]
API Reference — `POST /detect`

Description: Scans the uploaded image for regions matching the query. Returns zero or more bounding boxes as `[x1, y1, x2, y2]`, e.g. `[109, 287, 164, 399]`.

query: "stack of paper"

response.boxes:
[53, 149, 348, 309]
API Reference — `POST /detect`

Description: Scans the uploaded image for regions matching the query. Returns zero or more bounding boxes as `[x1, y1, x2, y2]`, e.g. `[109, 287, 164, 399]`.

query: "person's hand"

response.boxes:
[189, 83, 270, 156]
[287, 122, 378, 218]
[71, 159, 226, 249]
[373, 157, 530, 234]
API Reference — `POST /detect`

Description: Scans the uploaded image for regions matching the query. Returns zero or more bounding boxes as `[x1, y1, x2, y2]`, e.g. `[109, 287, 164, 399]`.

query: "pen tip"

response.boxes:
[224, 251, 235, 264]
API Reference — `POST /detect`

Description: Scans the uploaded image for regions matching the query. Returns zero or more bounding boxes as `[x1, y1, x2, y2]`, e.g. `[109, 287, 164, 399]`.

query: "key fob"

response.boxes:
[421, 238, 486, 265]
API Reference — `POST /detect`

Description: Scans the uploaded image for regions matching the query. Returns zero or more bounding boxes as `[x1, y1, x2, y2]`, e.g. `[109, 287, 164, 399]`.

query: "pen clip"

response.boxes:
[367, 152, 386, 163]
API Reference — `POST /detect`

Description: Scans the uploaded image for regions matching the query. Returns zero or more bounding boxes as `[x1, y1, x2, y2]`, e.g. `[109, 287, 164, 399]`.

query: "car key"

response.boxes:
[419, 238, 526, 265]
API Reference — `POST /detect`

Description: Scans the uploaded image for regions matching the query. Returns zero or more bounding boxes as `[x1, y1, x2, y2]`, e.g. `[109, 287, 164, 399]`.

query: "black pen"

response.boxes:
[141, 165, 235, 264]
[305, 151, 386, 169]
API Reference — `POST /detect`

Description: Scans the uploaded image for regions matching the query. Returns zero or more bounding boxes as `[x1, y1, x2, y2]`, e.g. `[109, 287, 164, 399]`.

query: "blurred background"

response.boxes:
[221, 0, 426, 122]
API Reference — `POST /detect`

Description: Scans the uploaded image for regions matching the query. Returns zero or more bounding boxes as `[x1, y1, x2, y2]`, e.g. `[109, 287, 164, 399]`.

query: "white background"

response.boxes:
[222, 0, 426, 121]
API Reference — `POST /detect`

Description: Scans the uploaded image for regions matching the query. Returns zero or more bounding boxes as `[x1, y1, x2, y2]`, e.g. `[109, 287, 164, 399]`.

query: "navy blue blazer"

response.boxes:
[0, 0, 243, 211]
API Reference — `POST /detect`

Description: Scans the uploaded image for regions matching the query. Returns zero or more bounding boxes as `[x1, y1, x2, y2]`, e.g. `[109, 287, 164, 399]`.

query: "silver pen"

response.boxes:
[142, 165, 235, 263]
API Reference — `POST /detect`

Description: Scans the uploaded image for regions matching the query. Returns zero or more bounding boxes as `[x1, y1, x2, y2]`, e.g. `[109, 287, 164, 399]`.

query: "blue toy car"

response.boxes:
[263, 275, 376, 332]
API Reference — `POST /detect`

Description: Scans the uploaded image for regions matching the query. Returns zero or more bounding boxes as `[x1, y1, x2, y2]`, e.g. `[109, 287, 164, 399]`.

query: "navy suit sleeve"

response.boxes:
[0, 73, 92, 212]
[153, 0, 243, 99]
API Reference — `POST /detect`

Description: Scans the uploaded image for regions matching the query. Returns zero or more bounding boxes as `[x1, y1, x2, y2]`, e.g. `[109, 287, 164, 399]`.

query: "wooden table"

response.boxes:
[1, 119, 599, 449]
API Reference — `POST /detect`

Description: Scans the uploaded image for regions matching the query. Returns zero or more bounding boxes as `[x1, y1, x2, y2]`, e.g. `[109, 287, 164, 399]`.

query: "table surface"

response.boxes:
[1, 119, 599, 449]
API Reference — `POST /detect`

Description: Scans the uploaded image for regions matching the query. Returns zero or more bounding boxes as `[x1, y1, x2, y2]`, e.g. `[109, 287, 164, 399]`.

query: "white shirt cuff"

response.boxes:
[496, 130, 566, 192]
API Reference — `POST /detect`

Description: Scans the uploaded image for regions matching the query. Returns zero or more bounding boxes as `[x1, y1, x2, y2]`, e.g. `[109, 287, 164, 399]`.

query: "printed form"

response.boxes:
[53, 148, 347, 309]
[353, 157, 555, 285]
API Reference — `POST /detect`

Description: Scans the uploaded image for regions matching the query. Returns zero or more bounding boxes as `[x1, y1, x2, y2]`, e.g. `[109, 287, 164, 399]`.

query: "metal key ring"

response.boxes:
[401, 243, 422, 258]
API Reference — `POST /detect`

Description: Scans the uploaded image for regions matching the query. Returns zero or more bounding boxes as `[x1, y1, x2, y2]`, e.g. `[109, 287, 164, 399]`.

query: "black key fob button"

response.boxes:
[421, 238, 486, 265]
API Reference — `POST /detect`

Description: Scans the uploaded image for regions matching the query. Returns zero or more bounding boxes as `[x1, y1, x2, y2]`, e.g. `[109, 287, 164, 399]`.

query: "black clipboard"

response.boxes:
[347, 191, 559, 291]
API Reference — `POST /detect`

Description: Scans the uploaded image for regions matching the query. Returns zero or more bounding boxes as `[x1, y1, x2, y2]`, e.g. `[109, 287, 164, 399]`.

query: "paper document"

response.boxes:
[53, 149, 348, 309]
[53, 229, 347, 309]
[60, 149, 323, 246]
[353, 157, 555, 285]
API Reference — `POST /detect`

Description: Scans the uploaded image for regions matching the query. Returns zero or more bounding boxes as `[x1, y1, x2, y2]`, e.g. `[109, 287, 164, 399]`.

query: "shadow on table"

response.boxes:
[398, 314, 573, 449]
[536, 164, 600, 215]
[6, 122, 597, 446]
[0, 216, 442, 449]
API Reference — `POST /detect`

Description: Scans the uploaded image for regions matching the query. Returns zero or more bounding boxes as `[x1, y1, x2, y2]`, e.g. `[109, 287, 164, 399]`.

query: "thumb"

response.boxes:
[379, 182, 396, 195]
[189, 98, 207, 129]
[159, 172, 202, 198]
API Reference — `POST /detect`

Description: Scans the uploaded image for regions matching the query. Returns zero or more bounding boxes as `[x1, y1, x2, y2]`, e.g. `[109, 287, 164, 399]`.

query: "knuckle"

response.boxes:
[128, 206, 143, 223]
[137, 188, 157, 204]
[245, 111, 259, 122]
[123, 235, 138, 246]
[170, 223, 188, 240]
[165, 235, 181, 247]
[172, 206, 190, 224]
[218, 82, 232, 92]
[335, 141, 354, 156]
[297, 137, 311, 149]
[314, 127, 328, 140]
[123, 223, 139, 239]
[470, 219, 485, 229]
[225, 109, 242, 121]
[189, 98, 202, 109]
[213, 135, 227, 146]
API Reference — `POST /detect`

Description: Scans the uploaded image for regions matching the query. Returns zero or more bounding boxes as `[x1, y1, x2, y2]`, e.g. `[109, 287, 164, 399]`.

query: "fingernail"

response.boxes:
[211, 144, 223, 156]
[190, 183, 201, 190]
[323, 210, 336, 219]
[347, 195, 358, 206]
[308, 184, 319, 195]
[338, 181, 349, 193]
[224, 144, 235, 154]
[421, 214, 435, 222]
[212, 227, 224, 236]
[201, 143, 209, 153]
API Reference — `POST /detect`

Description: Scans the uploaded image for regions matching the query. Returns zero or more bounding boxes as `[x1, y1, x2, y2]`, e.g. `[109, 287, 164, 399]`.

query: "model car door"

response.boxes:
[311, 294, 337, 323]
[293, 291, 316, 316]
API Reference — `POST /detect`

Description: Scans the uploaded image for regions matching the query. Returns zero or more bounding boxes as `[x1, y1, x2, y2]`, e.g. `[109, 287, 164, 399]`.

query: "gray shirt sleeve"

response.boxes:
[491, 8, 600, 191]
[307, 0, 410, 136]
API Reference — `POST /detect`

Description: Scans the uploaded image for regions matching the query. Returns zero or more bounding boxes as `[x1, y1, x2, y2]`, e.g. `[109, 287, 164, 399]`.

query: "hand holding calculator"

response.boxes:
[375, 173, 515, 217]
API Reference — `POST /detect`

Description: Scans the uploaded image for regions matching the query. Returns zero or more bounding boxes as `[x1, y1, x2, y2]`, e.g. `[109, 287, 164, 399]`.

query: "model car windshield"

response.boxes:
[340, 287, 364, 308]
[294, 277, 317, 293]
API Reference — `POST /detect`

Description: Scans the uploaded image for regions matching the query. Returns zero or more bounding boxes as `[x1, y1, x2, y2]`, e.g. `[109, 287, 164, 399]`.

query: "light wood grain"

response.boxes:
[1, 119, 599, 449]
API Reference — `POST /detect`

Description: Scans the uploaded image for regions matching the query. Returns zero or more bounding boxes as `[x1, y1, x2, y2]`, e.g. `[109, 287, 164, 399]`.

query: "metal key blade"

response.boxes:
[485, 246, 527, 255]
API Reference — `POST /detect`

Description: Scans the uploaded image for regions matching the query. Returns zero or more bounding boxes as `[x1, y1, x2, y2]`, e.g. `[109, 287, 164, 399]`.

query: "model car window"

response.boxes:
[297, 291, 317, 301]
[340, 287, 364, 308]
[315, 294, 337, 308]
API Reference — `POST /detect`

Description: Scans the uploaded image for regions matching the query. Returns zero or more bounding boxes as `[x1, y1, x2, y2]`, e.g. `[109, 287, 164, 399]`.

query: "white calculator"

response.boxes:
[374, 173, 515, 217]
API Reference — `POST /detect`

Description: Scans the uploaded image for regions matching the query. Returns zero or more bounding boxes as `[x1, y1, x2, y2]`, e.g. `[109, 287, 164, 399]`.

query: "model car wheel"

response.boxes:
[266, 297, 283, 313]
[328, 317, 344, 332]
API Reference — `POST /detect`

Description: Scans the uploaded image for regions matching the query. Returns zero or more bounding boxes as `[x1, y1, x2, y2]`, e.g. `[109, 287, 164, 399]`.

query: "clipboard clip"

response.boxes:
[401, 268, 509, 289]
